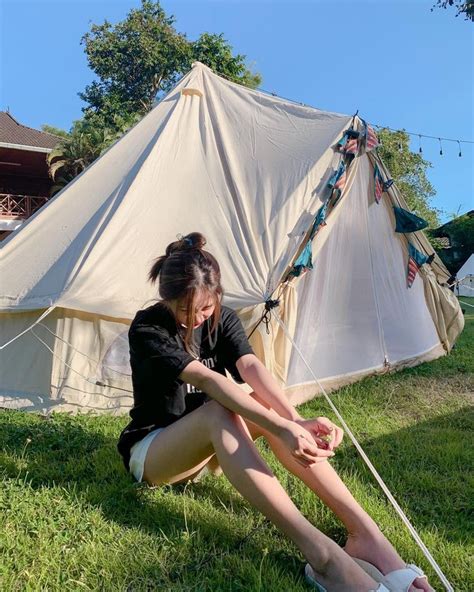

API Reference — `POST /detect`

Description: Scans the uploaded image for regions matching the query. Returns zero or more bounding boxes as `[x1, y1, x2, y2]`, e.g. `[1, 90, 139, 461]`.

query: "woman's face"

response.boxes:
[170, 290, 216, 329]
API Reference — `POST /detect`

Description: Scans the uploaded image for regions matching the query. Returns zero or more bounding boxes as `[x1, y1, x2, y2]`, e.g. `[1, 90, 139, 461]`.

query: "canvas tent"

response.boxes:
[456, 254, 474, 297]
[0, 62, 464, 414]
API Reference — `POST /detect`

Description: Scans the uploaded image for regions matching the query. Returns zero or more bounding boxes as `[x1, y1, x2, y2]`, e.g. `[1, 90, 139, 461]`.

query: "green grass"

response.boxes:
[1, 297, 473, 591]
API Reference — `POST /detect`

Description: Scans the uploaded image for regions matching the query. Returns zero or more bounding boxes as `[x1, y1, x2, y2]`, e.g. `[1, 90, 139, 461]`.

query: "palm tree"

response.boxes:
[47, 114, 141, 194]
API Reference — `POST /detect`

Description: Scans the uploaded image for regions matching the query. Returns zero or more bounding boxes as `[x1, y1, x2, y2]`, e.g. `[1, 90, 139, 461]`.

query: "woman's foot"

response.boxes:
[344, 529, 434, 592]
[305, 539, 380, 592]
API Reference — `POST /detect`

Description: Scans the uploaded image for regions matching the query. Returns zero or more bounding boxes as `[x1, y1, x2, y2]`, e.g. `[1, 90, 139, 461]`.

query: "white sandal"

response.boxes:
[304, 563, 390, 591]
[353, 557, 429, 592]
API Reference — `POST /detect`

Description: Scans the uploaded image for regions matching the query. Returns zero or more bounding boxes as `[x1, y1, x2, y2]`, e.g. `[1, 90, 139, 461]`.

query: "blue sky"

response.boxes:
[1, 0, 472, 222]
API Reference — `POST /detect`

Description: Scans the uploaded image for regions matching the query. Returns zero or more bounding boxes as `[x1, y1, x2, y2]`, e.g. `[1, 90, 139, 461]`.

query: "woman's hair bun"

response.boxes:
[149, 232, 212, 285]
[165, 232, 207, 256]
[181, 232, 207, 250]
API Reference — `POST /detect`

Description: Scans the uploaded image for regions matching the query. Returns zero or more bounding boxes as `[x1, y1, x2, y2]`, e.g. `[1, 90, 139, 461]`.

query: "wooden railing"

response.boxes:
[0, 193, 49, 219]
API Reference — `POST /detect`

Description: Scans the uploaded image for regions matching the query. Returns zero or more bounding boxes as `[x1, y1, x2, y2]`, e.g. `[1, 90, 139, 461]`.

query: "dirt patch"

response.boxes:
[380, 375, 473, 423]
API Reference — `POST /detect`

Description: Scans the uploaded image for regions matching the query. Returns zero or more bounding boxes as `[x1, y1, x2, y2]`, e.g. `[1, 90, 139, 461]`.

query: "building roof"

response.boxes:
[0, 111, 61, 151]
[430, 210, 474, 238]
[433, 210, 474, 236]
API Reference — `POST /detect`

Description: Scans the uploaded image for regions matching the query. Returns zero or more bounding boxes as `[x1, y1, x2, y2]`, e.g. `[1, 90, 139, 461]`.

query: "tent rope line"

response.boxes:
[2, 294, 462, 589]
[448, 276, 473, 289]
[10, 305, 460, 591]
[449, 278, 474, 306]
[247, 298, 282, 340]
[270, 308, 454, 592]
[0, 306, 56, 350]
[36, 322, 132, 377]
[30, 329, 134, 394]
[7, 310, 462, 590]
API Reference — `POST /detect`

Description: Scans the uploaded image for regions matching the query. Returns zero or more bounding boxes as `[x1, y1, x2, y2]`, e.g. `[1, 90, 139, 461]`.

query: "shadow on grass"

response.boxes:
[0, 410, 301, 589]
[334, 405, 473, 545]
[1, 405, 472, 588]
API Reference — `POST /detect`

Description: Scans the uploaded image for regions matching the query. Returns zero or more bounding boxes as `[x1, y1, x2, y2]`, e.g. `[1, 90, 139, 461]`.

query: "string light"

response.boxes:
[256, 82, 473, 151]
[372, 124, 472, 157]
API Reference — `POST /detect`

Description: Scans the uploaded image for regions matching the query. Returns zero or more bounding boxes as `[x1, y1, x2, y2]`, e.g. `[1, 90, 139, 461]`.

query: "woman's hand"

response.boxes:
[276, 420, 335, 468]
[295, 417, 344, 451]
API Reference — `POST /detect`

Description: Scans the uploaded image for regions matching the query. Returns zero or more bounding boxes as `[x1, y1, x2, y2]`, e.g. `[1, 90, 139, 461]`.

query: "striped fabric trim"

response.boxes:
[366, 125, 379, 152]
[344, 137, 359, 155]
[407, 257, 420, 288]
[374, 164, 384, 204]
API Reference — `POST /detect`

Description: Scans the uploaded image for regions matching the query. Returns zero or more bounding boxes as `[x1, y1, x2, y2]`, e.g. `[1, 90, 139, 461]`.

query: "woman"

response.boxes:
[117, 232, 431, 592]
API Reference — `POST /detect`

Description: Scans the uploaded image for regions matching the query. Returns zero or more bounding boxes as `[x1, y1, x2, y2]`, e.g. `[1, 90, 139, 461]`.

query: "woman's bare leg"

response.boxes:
[243, 394, 431, 592]
[142, 400, 378, 591]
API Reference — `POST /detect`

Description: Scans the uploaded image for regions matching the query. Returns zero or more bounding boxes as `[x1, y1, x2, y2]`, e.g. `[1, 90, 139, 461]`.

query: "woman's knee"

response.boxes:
[197, 402, 264, 460]
[203, 400, 238, 431]
[203, 400, 256, 444]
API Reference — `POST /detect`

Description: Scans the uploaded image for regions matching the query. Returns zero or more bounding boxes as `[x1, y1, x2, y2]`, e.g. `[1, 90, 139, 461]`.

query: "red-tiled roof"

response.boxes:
[0, 111, 61, 150]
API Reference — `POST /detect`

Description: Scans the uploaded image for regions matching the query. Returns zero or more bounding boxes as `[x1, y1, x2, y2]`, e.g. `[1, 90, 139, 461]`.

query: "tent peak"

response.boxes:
[191, 61, 212, 71]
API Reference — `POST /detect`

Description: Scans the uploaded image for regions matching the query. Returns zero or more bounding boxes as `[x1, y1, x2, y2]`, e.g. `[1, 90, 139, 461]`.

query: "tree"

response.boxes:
[46, 118, 126, 194]
[47, 0, 261, 189]
[80, 0, 261, 128]
[41, 124, 69, 139]
[191, 33, 261, 89]
[377, 128, 440, 228]
[431, 0, 474, 21]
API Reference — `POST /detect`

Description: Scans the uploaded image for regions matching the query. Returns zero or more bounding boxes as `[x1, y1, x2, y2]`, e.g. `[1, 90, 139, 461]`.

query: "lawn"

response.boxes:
[1, 297, 473, 591]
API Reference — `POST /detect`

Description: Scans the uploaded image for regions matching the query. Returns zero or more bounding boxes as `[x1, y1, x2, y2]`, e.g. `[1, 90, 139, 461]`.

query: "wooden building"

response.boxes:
[0, 111, 61, 240]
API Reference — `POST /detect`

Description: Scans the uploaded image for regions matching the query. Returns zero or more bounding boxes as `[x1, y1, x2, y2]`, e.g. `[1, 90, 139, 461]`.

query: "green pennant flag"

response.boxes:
[393, 206, 428, 233]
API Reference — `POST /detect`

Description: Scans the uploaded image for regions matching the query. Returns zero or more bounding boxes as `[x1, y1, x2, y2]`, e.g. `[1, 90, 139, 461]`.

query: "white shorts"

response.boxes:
[129, 427, 165, 483]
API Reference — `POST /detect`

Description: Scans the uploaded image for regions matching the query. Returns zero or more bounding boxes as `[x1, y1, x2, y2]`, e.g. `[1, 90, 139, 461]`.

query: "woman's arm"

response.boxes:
[180, 360, 288, 436]
[236, 354, 344, 451]
[236, 354, 302, 422]
[179, 360, 334, 465]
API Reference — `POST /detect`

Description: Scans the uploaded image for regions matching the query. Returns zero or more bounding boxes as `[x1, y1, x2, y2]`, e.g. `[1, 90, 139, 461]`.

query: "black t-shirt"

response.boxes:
[117, 302, 254, 471]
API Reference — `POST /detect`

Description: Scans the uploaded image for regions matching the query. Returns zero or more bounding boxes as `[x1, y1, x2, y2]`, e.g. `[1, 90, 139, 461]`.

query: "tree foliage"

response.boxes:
[377, 128, 440, 228]
[47, 0, 442, 233]
[46, 118, 132, 194]
[191, 33, 261, 89]
[40, 124, 69, 139]
[431, 0, 474, 21]
[443, 213, 474, 251]
[46, 0, 261, 191]
[80, 0, 261, 128]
